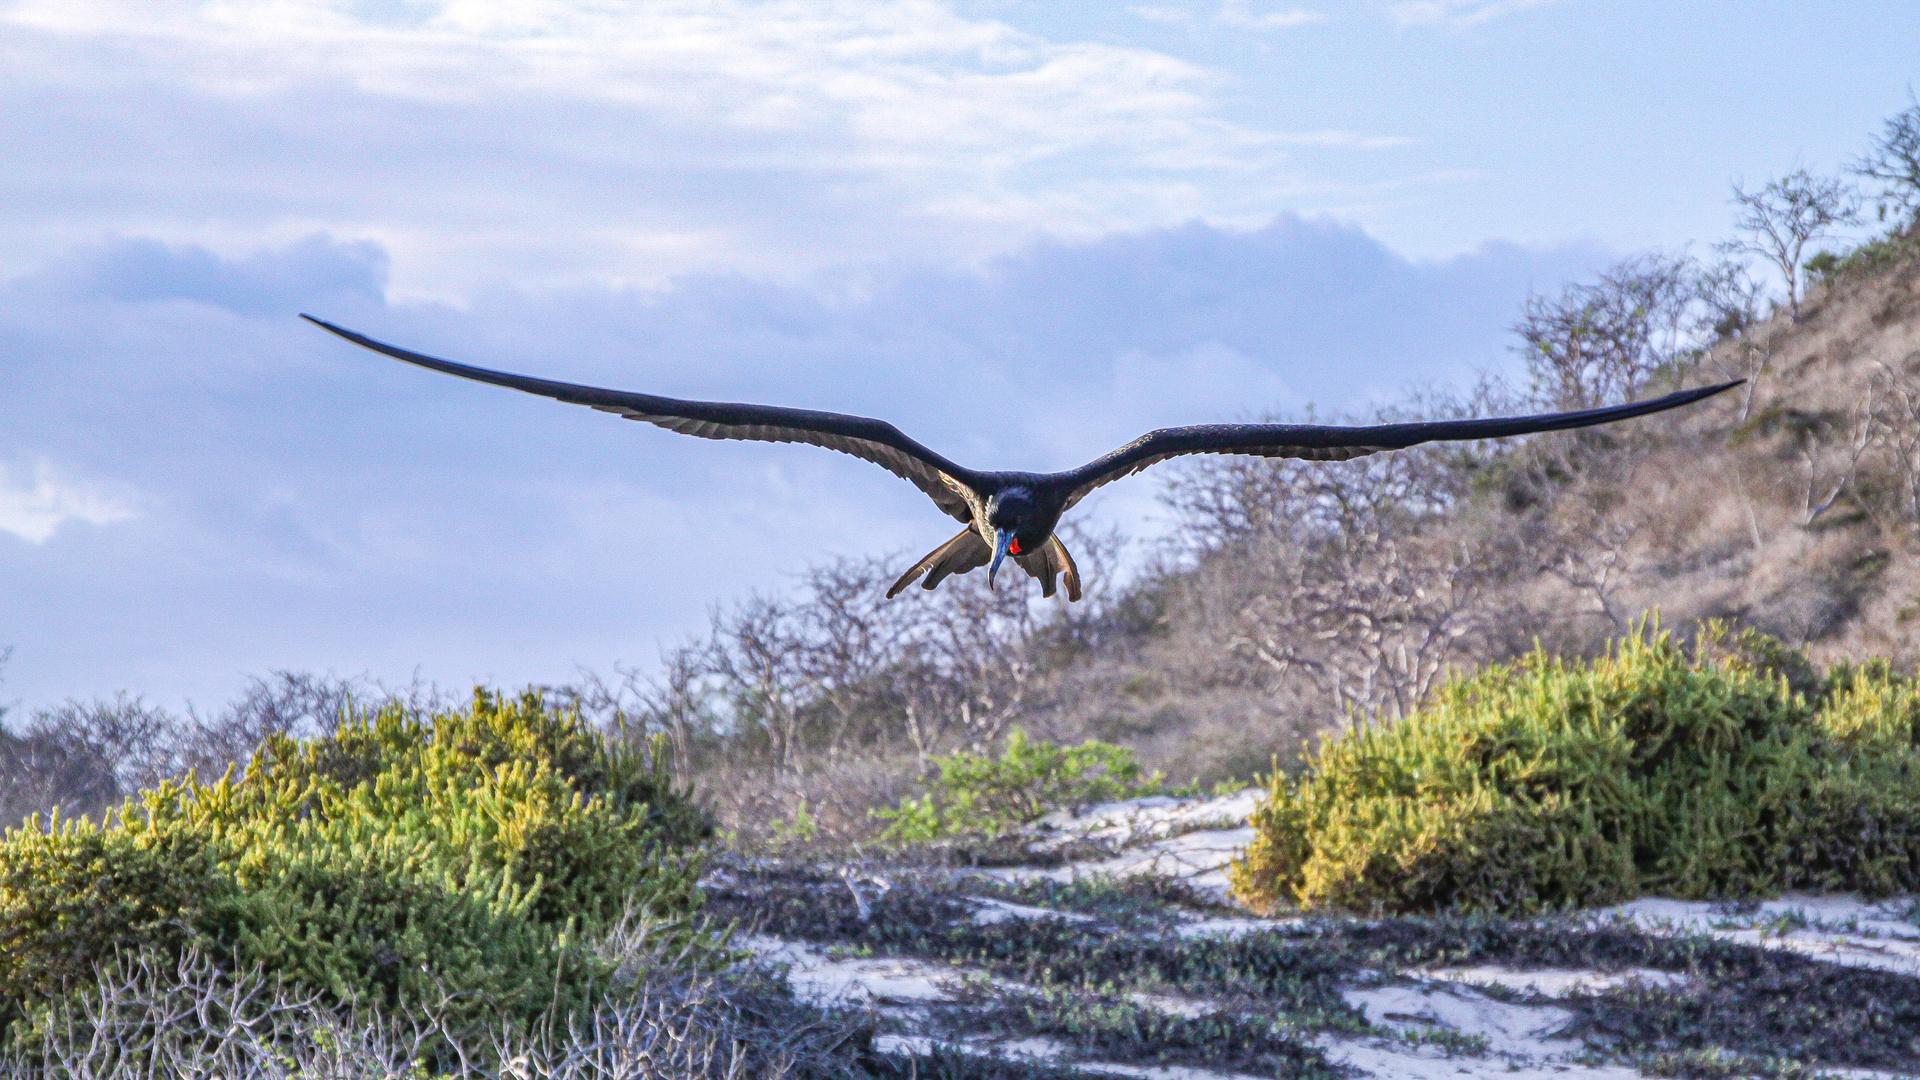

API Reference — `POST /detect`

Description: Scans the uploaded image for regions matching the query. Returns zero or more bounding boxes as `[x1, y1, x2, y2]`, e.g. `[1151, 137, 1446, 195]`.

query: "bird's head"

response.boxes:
[985, 487, 1051, 588]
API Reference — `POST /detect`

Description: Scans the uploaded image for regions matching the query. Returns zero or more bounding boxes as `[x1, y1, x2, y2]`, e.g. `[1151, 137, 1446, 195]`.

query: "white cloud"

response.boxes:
[1386, 0, 1557, 27]
[1131, 2, 1325, 31]
[1273, 130, 1414, 150]
[0, 0, 1388, 300]
[0, 459, 137, 544]
[1216, 1, 1325, 30]
[1130, 6, 1196, 24]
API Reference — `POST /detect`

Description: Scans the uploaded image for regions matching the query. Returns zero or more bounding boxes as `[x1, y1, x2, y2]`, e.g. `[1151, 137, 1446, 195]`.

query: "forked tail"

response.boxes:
[887, 529, 1082, 600]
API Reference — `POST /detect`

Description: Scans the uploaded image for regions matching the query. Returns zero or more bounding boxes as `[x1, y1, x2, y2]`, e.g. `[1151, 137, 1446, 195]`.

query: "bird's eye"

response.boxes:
[1009, 539, 1022, 555]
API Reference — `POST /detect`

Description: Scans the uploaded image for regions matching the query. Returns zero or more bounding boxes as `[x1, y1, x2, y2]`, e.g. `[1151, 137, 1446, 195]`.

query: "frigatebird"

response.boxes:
[303, 316, 1739, 602]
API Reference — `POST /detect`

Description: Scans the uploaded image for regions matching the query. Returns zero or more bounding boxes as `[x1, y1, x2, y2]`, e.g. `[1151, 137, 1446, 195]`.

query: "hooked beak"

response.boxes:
[988, 528, 1015, 588]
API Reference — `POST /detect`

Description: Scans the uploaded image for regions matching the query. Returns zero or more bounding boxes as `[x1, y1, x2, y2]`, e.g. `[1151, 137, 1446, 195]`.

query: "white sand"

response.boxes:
[748, 794, 1920, 1079]
[1596, 893, 1920, 977]
[1421, 965, 1691, 995]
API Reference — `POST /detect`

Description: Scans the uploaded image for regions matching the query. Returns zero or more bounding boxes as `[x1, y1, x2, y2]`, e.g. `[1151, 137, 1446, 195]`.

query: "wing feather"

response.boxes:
[306, 316, 977, 521]
[1061, 381, 1743, 506]
[888, 528, 993, 597]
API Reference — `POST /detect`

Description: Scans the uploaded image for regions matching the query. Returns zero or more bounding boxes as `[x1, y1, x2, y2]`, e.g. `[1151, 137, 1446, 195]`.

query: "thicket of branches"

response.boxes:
[0, 668, 451, 828]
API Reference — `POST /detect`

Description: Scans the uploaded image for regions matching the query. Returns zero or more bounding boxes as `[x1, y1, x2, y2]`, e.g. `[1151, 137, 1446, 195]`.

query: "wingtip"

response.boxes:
[1664, 378, 1744, 403]
[300, 313, 349, 338]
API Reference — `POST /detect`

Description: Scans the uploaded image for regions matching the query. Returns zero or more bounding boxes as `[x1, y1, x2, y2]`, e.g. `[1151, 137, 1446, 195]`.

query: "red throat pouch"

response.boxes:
[1009, 539, 1022, 555]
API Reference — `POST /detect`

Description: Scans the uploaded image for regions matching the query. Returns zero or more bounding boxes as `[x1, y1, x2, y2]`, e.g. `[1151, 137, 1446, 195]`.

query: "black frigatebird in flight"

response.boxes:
[303, 316, 1739, 602]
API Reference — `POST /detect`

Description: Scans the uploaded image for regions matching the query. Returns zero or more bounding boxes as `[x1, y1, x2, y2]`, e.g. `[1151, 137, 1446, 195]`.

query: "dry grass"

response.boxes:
[0, 934, 868, 1080]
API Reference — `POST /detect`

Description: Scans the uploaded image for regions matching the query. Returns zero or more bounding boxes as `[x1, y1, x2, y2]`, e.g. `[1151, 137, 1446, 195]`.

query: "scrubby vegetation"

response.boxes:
[1235, 623, 1920, 915]
[20, 94, 1920, 850]
[611, 206, 1920, 851]
[11, 89, 1920, 1080]
[0, 691, 712, 1066]
[874, 729, 1166, 843]
[707, 863, 1920, 1077]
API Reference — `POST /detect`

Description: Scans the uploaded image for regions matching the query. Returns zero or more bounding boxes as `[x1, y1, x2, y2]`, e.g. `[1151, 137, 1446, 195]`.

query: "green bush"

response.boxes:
[875, 729, 1164, 843]
[0, 690, 711, 1050]
[1233, 624, 1920, 915]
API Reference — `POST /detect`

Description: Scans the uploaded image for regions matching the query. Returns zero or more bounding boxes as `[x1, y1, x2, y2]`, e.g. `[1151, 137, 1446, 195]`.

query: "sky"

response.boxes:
[3, 0, 1917, 714]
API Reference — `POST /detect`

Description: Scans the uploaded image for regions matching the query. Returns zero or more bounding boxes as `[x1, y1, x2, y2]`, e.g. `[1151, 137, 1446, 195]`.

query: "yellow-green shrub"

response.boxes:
[0, 690, 710, 1046]
[874, 728, 1164, 842]
[1232, 626, 1920, 915]
[1783, 662, 1920, 894]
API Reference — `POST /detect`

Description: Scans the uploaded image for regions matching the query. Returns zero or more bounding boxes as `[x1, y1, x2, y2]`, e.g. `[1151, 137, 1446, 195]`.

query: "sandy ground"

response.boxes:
[745, 790, 1920, 1080]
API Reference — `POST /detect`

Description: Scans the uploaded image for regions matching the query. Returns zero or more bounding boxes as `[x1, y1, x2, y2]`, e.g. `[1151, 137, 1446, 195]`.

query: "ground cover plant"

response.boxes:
[0, 690, 713, 1064]
[928, 981, 1343, 1078]
[707, 861, 1920, 1077]
[1234, 623, 1920, 915]
[873, 729, 1169, 843]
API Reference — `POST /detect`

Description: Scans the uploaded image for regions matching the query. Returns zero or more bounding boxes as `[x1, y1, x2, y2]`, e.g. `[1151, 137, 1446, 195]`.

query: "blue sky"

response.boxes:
[2, 0, 1916, 713]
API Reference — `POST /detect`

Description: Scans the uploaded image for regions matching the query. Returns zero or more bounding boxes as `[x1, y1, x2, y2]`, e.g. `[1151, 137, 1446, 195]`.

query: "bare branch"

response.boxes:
[1718, 169, 1863, 321]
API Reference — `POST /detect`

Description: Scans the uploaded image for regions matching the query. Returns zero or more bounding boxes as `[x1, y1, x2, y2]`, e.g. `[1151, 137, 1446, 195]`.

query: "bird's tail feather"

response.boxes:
[1051, 535, 1083, 601]
[888, 528, 1083, 601]
[1015, 535, 1082, 601]
[887, 528, 992, 597]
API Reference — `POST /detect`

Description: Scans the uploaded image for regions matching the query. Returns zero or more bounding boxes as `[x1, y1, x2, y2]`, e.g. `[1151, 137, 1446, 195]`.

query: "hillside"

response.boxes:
[983, 228, 1920, 796]
[1522, 240, 1920, 659]
[10, 109, 1920, 862]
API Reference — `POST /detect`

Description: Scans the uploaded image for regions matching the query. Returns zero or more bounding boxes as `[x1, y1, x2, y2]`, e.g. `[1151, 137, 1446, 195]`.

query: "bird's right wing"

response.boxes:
[304, 317, 979, 522]
[1059, 381, 1743, 508]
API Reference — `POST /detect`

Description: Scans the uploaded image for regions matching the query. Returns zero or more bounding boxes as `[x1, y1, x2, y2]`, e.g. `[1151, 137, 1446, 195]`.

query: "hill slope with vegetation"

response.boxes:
[7, 88, 1920, 1080]
[584, 101, 1920, 846]
[10, 104, 1920, 850]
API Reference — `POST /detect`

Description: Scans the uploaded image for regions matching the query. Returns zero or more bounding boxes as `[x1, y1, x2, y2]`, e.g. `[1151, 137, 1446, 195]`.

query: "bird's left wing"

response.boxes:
[1058, 380, 1743, 508]
[303, 317, 978, 521]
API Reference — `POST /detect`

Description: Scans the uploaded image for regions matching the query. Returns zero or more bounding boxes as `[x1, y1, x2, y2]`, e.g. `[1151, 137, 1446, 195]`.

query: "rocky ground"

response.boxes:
[702, 792, 1920, 1080]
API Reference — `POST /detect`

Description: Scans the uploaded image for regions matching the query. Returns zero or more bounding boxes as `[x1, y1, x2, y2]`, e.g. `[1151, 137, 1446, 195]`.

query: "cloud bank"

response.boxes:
[0, 0, 1392, 301]
[0, 217, 1605, 711]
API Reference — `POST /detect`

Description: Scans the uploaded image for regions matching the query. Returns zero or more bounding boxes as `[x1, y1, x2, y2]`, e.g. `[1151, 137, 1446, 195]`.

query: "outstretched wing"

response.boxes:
[304, 316, 979, 522]
[1060, 381, 1743, 507]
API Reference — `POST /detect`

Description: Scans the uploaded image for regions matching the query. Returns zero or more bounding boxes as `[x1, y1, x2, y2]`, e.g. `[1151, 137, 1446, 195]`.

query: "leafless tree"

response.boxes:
[1514, 251, 1705, 410]
[177, 670, 366, 778]
[602, 527, 1120, 782]
[1695, 259, 1775, 421]
[1719, 169, 1863, 321]
[1798, 384, 1877, 526]
[1539, 493, 1649, 634]
[1164, 436, 1507, 724]
[1852, 92, 1920, 222]
[1, 694, 181, 826]
[1214, 528, 1499, 723]
[1857, 353, 1920, 531]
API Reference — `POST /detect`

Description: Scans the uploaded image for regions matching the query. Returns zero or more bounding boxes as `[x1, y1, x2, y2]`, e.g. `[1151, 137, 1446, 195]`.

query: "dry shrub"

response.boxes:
[699, 750, 924, 852]
[0, 941, 861, 1080]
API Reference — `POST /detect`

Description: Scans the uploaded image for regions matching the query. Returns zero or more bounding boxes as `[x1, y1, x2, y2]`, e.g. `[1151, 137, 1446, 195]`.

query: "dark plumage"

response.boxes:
[303, 315, 1740, 602]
